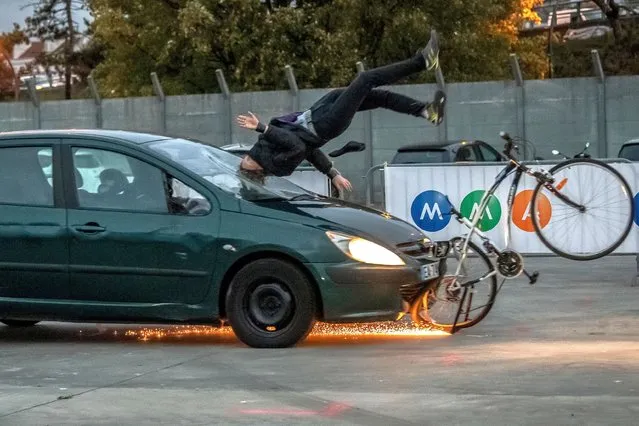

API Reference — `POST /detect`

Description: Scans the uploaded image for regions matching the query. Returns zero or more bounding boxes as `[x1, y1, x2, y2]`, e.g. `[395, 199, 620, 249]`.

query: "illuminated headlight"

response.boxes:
[326, 231, 405, 266]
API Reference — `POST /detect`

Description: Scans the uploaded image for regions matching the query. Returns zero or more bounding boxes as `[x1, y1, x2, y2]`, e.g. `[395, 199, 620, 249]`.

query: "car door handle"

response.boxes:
[72, 222, 106, 234]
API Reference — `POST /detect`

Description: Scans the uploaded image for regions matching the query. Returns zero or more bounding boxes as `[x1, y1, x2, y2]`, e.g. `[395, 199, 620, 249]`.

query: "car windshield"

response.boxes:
[392, 149, 449, 164]
[618, 143, 639, 161]
[148, 138, 314, 201]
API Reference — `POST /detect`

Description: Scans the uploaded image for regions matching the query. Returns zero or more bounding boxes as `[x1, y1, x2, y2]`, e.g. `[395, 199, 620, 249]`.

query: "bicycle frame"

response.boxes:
[449, 160, 525, 282]
[440, 144, 582, 331]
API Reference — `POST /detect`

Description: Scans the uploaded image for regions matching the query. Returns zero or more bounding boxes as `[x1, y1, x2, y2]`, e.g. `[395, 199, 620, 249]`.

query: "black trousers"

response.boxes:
[311, 54, 427, 141]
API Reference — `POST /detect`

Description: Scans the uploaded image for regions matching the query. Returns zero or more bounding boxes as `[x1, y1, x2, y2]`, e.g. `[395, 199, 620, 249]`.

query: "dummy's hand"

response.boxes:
[332, 175, 353, 193]
[236, 111, 260, 130]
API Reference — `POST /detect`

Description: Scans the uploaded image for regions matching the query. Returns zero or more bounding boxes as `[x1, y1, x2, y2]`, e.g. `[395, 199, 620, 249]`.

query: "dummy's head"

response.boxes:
[239, 155, 266, 184]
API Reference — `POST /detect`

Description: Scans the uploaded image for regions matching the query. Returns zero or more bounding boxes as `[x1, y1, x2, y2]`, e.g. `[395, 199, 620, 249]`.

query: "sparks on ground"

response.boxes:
[122, 321, 449, 341]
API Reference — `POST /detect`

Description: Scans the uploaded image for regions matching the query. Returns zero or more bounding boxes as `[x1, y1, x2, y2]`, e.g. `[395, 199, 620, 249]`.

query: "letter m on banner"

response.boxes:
[420, 202, 443, 220]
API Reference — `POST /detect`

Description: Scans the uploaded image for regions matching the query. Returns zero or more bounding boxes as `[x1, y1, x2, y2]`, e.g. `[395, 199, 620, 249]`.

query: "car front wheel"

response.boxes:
[1, 320, 40, 327]
[226, 259, 316, 348]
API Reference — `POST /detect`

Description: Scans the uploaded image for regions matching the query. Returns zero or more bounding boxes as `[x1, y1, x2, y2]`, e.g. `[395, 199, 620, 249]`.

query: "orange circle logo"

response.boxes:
[512, 190, 552, 232]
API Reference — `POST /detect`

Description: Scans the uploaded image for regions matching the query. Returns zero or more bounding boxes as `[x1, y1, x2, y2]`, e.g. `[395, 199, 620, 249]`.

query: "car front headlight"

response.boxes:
[326, 231, 405, 266]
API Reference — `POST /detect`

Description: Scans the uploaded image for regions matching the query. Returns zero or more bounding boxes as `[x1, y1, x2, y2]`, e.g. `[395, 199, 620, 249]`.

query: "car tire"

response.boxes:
[1, 320, 40, 327]
[226, 259, 316, 348]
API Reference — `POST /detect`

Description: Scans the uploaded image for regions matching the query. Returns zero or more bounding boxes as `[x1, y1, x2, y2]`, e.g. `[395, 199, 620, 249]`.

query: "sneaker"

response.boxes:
[328, 140, 366, 158]
[424, 90, 446, 126]
[421, 29, 440, 71]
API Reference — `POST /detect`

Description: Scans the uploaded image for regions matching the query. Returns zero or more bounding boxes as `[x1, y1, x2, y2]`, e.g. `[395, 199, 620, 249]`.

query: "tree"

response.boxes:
[89, 0, 548, 97]
[548, 0, 639, 78]
[22, 0, 87, 99]
[329, 0, 546, 82]
[0, 26, 28, 101]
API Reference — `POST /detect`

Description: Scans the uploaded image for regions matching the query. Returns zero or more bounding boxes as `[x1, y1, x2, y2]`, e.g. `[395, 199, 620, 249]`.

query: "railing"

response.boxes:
[521, 0, 639, 31]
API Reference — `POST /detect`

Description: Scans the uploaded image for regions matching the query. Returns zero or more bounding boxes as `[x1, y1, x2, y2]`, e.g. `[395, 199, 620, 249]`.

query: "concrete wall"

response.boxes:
[1, 75, 638, 203]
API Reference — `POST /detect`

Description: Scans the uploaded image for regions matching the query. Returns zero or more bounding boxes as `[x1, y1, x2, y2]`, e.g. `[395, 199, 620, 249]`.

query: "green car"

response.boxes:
[0, 130, 441, 348]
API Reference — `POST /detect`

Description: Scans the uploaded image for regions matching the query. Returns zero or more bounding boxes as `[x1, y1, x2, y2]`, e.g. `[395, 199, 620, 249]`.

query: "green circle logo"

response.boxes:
[460, 190, 502, 231]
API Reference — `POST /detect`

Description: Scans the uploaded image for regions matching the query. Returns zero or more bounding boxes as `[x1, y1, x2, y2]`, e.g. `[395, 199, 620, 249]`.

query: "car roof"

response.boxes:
[396, 140, 480, 152]
[620, 138, 639, 146]
[0, 129, 171, 145]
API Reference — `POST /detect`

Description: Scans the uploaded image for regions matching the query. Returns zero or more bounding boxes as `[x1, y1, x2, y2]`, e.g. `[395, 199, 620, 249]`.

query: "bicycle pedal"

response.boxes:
[527, 271, 539, 285]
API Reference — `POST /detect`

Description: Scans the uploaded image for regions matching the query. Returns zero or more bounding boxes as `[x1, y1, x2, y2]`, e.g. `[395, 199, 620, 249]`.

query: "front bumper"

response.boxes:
[307, 259, 441, 323]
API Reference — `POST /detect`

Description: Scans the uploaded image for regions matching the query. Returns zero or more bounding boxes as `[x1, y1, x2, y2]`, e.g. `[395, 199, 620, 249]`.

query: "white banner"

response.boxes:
[287, 168, 331, 196]
[384, 162, 639, 254]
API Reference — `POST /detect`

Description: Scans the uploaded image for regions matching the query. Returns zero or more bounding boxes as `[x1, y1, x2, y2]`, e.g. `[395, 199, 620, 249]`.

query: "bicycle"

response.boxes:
[410, 131, 635, 333]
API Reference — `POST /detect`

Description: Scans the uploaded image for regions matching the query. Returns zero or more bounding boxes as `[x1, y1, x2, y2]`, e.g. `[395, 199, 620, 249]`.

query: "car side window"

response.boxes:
[455, 146, 477, 162]
[478, 143, 501, 162]
[0, 146, 53, 207]
[71, 147, 168, 214]
[165, 175, 212, 216]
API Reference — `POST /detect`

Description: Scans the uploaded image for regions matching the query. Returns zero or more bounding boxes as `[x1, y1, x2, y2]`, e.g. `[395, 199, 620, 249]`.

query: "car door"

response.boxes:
[0, 139, 69, 300]
[63, 139, 219, 305]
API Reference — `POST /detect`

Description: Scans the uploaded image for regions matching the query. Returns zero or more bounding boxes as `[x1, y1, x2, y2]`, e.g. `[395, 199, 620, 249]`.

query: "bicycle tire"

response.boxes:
[531, 158, 634, 261]
[410, 238, 497, 332]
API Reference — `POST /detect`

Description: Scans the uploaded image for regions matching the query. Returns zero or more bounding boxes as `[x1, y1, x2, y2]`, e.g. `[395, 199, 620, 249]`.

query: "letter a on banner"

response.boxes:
[460, 190, 502, 231]
[470, 202, 493, 221]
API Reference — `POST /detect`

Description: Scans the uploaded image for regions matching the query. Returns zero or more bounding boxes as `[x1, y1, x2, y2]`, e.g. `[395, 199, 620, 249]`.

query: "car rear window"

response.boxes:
[392, 149, 449, 164]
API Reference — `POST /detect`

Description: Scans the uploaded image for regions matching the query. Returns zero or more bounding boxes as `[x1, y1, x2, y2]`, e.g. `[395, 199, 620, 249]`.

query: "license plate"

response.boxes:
[420, 263, 440, 280]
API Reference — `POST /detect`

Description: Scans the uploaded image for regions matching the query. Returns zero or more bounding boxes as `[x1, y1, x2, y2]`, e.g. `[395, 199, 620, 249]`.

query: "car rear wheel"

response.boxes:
[226, 259, 316, 348]
[1, 320, 40, 327]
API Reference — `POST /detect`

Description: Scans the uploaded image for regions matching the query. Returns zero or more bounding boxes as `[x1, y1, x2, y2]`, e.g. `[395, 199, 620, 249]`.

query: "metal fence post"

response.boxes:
[284, 65, 300, 112]
[548, 4, 557, 78]
[25, 78, 41, 129]
[591, 49, 607, 159]
[510, 54, 527, 158]
[87, 74, 102, 129]
[435, 67, 448, 142]
[150, 72, 166, 133]
[216, 69, 233, 145]
[357, 61, 375, 199]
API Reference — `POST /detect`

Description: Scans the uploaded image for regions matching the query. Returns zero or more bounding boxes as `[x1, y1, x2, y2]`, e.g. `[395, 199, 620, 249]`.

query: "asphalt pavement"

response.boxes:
[1, 256, 638, 425]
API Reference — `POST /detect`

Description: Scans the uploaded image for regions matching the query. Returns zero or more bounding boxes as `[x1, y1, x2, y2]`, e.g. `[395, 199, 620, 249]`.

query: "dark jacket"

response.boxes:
[247, 117, 340, 178]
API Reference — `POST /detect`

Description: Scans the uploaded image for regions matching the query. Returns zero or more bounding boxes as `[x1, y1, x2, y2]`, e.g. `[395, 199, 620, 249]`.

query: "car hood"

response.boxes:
[241, 197, 426, 246]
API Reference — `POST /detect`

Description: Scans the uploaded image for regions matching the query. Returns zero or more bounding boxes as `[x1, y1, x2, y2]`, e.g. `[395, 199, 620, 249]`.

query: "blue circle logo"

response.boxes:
[634, 193, 639, 226]
[410, 190, 452, 232]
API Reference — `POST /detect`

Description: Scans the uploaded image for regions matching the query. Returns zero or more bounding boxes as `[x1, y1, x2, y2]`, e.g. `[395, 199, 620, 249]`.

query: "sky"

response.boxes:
[1, 0, 91, 34]
[2, 0, 38, 33]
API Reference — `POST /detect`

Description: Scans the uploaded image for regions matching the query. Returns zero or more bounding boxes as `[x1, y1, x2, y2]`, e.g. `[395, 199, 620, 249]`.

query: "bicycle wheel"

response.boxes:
[410, 237, 497, 332]
[531, 158, 634, 260]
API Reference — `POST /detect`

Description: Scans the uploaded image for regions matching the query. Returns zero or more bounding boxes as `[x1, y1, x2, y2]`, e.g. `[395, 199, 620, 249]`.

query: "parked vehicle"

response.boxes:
[0, 129, 442, 348]
[391, 140, 503, 165]
[617, 139, 639, 161]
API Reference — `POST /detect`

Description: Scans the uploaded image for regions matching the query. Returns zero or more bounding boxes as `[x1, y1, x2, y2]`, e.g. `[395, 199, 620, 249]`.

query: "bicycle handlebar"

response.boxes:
[499, 131, 513, 143]
[499, 131, 515, 158]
